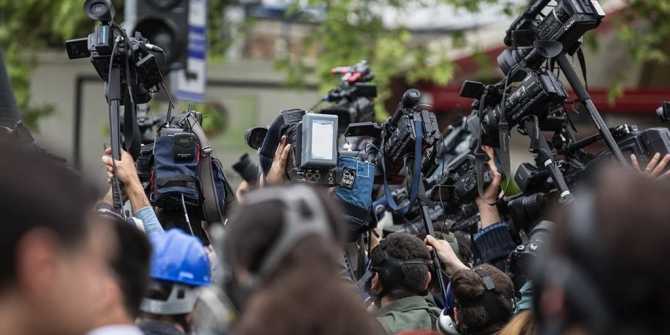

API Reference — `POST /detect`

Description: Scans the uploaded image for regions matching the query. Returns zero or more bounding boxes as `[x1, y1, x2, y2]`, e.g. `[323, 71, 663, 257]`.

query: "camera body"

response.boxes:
[283, 110, 340, 185]
[461, 70, 567, 147]
[384, 101, 441, 175]
[66, 24, 162, 104]
[498, 0, 605, 74]
[589, 126, 670, 169]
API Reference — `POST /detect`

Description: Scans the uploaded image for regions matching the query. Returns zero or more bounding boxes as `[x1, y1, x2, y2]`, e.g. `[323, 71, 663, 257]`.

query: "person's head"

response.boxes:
[140, 229, 211, 332]
[369, 232, 432, 302]
[0, 140, 112, 335]
[95, 208, 151, 324]
[222, 184, 383, 335]
[451, 264, 515, 335]
[534, 166, 670, 335]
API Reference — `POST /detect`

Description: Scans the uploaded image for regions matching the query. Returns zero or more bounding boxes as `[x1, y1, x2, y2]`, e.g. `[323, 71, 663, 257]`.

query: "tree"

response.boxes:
[276, 0, 670, 115]
[0, 0, 230, 131]
[1, 0, 669, 129]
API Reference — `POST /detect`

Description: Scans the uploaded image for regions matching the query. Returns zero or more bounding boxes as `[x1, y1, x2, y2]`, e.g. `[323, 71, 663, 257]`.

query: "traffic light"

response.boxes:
[126, 0, 189, 73]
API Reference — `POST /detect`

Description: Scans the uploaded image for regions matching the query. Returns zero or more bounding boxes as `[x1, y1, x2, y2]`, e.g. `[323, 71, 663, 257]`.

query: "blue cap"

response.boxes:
[149, 229, 211, 287]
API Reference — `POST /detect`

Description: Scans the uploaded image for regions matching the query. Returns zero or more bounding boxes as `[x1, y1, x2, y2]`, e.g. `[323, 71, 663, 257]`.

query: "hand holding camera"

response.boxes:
[102, 148, 150, 212]
[265, 135, 291, 185]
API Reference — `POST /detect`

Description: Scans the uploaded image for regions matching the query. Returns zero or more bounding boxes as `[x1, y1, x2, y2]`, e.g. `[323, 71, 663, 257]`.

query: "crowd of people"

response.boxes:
[3, 116, 670, 335]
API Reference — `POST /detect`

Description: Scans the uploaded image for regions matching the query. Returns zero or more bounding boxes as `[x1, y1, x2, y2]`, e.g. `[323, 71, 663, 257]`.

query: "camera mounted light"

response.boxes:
[84, 0, 115, 23]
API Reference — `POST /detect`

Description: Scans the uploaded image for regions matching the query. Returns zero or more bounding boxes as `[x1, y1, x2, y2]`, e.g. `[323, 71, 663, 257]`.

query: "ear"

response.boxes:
[424, 270, 432, 291]
[15, 229, 60, 298]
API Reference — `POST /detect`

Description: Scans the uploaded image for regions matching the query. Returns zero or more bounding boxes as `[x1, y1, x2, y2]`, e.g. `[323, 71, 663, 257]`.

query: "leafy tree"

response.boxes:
[0, 0, 230, 131]
[1, 0, 669, 130]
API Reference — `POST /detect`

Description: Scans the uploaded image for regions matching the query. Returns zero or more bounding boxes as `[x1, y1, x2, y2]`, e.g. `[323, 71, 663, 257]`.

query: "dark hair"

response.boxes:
[224, 186, 383, 335]
[452, 264, 514, 334]
[0, 139, 97, 288]
[101, 212, 152, 318]
[542, 167, 670, 334]
[370, 232, 431, 298]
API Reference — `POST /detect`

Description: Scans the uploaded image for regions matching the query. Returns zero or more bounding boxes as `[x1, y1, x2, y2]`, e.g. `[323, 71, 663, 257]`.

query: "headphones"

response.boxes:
[370, 238, 432, 297]
[221, 184, 334, 307]
[532, 191, 612, 335]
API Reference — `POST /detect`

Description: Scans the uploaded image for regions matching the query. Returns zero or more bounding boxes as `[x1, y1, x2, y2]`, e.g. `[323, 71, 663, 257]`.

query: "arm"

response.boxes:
[425, 235, 469, 276]
[475, 145, 502, 229]
[471, 146, 515, 270]
[102, 148, 164, 236]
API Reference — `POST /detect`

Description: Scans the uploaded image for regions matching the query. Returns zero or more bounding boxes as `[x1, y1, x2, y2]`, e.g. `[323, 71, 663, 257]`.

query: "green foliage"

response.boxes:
[0, 0, 231, 131]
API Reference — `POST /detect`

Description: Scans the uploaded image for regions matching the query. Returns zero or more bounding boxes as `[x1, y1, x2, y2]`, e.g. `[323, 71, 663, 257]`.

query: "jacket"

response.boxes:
[376, 295, 442, 334]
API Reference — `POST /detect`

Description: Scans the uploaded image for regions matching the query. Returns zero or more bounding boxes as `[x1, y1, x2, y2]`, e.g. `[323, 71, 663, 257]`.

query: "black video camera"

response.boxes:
[65, 0, 163, 104]
[498, 0, 605, 75]
[281, 109, 340, 185]
[460, 69, 567, 147]
[383, 89, 441, 176]
[319, 60, 377, 133]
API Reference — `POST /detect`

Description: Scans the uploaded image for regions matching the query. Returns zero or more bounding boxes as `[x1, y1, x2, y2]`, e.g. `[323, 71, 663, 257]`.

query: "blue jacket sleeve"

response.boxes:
[472, 221, 517, 270]
[135, 206, 164, 237]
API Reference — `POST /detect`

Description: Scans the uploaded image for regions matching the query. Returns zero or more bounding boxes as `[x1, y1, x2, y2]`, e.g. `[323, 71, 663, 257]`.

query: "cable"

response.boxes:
[181, 194, 195, 236]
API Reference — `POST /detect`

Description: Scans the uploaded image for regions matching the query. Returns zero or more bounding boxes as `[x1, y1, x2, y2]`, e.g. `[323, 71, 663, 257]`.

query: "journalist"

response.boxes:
[533, 166, 670, 334]
[0, 139, 113, 335]
[370, 232, 442, 334]
[138, 229, 211, 335]
[221, 184, 384, 335]
[426, 236, 515, 335]
[88, 209, 152, 335]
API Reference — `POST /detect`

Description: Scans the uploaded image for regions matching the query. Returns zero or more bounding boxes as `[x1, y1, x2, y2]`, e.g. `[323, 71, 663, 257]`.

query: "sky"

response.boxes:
[257, 0, 524, 30]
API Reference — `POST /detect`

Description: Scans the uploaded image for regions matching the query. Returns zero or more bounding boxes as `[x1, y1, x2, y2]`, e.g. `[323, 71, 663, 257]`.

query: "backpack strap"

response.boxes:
[186, 114, 223, 224]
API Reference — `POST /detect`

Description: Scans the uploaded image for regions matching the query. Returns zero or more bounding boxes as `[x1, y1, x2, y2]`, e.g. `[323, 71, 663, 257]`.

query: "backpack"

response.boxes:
[150, 112, 235, 224]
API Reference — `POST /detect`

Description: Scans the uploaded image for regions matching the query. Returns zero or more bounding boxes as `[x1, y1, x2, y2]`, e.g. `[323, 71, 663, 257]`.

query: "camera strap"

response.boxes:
[185, 114, 224, 224]
[381, 118, 424, 214]
[577, 48, 589, 90]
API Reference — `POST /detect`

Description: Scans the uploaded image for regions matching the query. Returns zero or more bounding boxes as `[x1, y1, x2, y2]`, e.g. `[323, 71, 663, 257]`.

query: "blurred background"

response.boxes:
[1, 0, 669, 186]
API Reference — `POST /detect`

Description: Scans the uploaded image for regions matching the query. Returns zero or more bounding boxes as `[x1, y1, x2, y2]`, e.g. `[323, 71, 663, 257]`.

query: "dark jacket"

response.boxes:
[376, 295, 441, 334]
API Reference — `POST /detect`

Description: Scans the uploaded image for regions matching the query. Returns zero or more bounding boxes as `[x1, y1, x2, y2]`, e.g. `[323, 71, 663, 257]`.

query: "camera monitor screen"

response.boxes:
[301, 113, 338, 168]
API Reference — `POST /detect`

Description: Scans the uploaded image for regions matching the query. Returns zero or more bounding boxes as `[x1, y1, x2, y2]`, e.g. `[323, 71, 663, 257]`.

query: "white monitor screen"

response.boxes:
[311, 119, 335, 160]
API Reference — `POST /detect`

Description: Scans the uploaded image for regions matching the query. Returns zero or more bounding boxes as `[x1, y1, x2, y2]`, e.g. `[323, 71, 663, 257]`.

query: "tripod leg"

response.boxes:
[523, 116, 573, 203]
[556, 53, 627, 165]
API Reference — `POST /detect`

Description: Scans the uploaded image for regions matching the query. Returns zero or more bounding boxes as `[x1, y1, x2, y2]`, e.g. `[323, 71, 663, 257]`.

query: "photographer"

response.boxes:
[370, 232, 441, 334]
[221, 184, 384, 335]
[101, 148, 164, 237]
[138, 229, 211, 335]
[426, 236, 515, 335]
[88, 209, 152, 335]
[533, 166, 670, 334]
[0, 139, 113, 335]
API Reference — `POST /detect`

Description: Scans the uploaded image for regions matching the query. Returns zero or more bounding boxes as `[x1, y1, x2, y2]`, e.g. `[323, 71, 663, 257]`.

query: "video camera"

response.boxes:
[65, 0, 164, 105]
[279, 109, 340, 185]
[319, 60, 377, 131]
[347, 89, 440, 178]
[498, 0, 605, 76]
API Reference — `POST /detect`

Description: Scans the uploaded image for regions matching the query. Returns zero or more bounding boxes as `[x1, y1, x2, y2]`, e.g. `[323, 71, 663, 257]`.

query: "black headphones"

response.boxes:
[370, 238, 432, 297]
[221, 184, 335, 305]
[532, 191, 612, 335]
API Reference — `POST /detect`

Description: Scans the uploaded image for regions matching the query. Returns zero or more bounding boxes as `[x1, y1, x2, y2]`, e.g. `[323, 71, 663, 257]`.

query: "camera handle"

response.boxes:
[522, 116, 574, 203]
[556, 53, 627, 165]
[107, 56, 125, 213]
